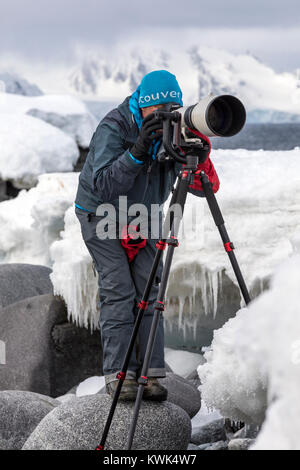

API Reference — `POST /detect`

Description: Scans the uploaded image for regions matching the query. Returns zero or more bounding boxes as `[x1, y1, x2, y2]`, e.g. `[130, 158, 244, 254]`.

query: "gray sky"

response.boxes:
[1, 0, 300, 71]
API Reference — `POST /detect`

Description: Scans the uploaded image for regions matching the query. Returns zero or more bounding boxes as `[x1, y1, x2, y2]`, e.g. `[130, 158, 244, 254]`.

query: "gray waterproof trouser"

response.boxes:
[75, 207, 166, 384]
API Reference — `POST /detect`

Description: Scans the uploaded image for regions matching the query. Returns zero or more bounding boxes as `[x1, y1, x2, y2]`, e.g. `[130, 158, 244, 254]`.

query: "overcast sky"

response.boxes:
[1, 0, 300, 73]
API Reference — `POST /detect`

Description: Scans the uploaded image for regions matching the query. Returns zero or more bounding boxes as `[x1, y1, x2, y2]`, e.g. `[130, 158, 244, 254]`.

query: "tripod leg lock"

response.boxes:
[138, 375, 148, 386]
[156, 240, 167, 251]
[154, 301, 165, 311]
[167, 236, 179, 247]
[116, 372, 126, 381]
[138, 300, 149, 310]
[224, 242, 235, 252]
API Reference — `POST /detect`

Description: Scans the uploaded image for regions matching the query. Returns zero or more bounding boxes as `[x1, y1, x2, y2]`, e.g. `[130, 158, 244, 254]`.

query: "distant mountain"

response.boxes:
[69, 46, 300, 123]
[0, 72, 43, 96]
[69, 50, 169, 96]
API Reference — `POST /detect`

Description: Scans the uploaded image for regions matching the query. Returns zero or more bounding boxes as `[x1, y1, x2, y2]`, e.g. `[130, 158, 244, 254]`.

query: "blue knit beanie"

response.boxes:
[138, 70, 183, 108]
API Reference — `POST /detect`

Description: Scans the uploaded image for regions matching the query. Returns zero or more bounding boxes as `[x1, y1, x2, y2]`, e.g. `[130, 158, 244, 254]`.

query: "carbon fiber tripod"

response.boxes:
[96, 111, 251, 451]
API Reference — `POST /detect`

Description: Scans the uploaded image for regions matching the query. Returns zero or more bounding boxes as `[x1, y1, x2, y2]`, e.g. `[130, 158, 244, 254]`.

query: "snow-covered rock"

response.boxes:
[0, 113, 79, 187]
[0, 72, 43, 96]
[27, 107, 97, 149]
[0, 92, 97, 148]
[190, 418, 226, 445]
[50, 205, 99, 329]
[0, 173, 78, 265]
[228, 438, 255, 450]
[198, 253, 300, 450]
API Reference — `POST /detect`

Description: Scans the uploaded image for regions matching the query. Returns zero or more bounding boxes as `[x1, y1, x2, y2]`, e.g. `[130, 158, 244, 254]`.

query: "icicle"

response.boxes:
[260, 278, 264, 294]
[218, 269, 223, 296]
[188, 294, 193, 316]
[211, 270, 219, 319]
[178, 295, 185, 330]
[201, 269, 208, 315]
[193, 317, 197, 341]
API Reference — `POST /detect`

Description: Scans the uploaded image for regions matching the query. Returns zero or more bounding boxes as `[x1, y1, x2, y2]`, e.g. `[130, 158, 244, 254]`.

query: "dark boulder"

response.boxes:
[0, 293, 102, 397]
[0, 263, 53, 309]
[0, 390, 58, 450]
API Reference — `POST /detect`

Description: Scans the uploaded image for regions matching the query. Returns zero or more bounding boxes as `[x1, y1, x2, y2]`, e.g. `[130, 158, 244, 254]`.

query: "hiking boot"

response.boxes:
[142, 378, 168, 402]
[106, 379, 138, 401]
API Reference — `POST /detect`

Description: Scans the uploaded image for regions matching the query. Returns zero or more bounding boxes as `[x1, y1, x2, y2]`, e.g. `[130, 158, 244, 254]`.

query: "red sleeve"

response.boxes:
[187, 129, 220, 194]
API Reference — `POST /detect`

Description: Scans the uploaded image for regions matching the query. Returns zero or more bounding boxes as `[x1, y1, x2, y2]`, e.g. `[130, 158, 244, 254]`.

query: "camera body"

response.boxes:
[154, 94, 246, 165]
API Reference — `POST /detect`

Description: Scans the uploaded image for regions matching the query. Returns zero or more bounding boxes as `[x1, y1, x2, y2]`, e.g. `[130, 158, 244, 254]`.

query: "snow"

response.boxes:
[0, 173, 78, 265]
[164, 348, 205, 378]
[0, 113, 79, 187]
[171, 147, 300, 288]
[198, 252, 300, 449]
[5, 46, 300, 122]
[1, 146, 299, 331]
[76, 376, 105, 397]
[49, 206, 99, 330]
[68, 45, 300, 119]
[191, 402, 223, 431]
[0, 72, 43, 96]
[0, 92, 98, 148]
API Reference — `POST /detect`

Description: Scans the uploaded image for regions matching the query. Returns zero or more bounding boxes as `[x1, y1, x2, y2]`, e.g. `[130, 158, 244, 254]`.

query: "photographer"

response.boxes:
[74, 70, 219, 401]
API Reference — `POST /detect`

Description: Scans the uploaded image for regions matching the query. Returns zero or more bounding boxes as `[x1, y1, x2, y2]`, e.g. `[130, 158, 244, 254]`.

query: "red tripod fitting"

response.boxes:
[224, 242, 234, 252]
[138, 300, 149, 310]
[138, 375, 148, 386]
[116, 371, 126, 381]
[154, 300, 165, 311]
[156, 240, 167, 251]
[167, 236, 179, 247]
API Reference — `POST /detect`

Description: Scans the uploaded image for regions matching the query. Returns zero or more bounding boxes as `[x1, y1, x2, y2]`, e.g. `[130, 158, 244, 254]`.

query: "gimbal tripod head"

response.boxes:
[153, 105, 210, 166]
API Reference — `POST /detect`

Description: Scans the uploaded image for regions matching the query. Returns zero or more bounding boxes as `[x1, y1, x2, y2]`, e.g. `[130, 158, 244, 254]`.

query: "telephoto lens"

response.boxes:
[176, 94, 246, 137]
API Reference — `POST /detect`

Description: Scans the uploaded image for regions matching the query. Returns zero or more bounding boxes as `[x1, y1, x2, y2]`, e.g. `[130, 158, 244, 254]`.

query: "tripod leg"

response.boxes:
[97, 178, 183, 450]
[126, 170, 191, 450]
[200, 171, 251, 305]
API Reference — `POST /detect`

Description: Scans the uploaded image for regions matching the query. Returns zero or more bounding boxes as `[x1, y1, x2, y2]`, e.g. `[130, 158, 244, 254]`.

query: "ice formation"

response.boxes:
[76, 376, 105, 397]
[0, 173, 79, 265]
[50, 206, 99, 330]
[0, 92, 97, 148]
[0, 145, 298, 331]
[164, 348, 205, 378]
[49, 143, 300, 330]
[0, 113, 79, 187]
[198, 251, 300, 449]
